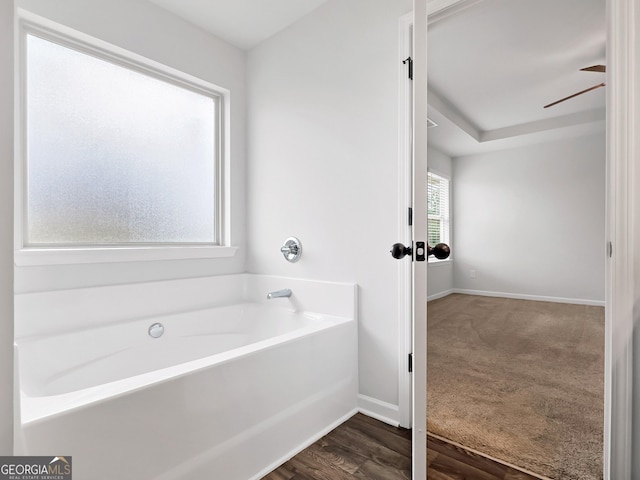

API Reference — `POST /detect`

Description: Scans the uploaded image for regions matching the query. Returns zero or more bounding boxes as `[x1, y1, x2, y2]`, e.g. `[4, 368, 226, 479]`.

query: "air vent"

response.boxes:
[427, 117, 438, 129]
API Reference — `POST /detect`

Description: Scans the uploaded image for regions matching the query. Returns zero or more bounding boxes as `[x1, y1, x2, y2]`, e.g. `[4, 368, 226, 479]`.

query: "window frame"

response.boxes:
[15, 17, 236, 265]
[427, 169, 451, 264]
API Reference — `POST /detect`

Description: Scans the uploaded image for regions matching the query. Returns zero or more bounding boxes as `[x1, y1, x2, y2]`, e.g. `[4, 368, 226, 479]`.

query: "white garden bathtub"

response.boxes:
[15, 275, 358, 480]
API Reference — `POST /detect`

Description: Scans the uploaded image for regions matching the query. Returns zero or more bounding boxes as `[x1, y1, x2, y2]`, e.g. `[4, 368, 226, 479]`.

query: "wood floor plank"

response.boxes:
[262, 413, 542, 480]
[428, 434, 543, 480]
[326, 425, 411, 472]
[351, 413, 412, 440]
[305, 441, 365, 475]
[505, 472, 544, 480]
[356, 459, 411, 480]
[285, 451, 357, 480]
[428, 434, 514, 478]
[429, 451, 504, 480]
[426, 470, 463, 480]
[427, 447, 440, 468]
[262, 466, 296, 480]
[347, 413, 412, 455]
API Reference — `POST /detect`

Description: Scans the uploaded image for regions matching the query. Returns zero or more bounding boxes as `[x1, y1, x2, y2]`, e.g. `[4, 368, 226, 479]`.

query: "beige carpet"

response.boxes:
[427, 294, 604, 480]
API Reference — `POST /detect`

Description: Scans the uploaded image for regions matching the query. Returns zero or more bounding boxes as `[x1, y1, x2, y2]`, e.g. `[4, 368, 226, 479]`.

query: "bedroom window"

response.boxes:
[17, 25, 234, 264]
[427, 171, 450, 261]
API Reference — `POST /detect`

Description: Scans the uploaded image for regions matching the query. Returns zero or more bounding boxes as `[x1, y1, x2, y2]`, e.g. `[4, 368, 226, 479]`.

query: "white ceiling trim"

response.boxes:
[428, 89, 481, 141]
[429, 88, 605, 147]
[481, 107, 606, 142]
[427, 0, 486, 23]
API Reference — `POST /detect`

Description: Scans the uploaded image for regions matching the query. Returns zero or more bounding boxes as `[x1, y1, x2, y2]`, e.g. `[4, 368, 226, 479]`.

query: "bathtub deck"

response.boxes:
[262, 413, 541, 479]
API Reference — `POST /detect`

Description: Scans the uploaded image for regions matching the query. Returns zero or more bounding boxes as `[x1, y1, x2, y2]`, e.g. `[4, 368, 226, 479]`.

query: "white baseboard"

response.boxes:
[452, 288, 605, 307]
[358, 394, 400, 427]
[427, 288, 454, 302]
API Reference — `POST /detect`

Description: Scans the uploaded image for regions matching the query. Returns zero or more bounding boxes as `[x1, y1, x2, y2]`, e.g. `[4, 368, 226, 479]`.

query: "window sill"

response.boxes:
[428, 258, 453, 267]
[14, 245, 239, 266]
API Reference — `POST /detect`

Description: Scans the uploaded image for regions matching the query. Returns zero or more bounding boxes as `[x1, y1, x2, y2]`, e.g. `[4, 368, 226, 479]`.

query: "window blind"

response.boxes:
[427, 172, 450, 249]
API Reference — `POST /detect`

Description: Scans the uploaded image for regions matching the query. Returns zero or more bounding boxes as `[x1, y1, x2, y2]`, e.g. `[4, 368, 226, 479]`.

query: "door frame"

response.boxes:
[604, 0, 635, 477]
[411, 2, 428, 478]
[405, 0, 636, 478]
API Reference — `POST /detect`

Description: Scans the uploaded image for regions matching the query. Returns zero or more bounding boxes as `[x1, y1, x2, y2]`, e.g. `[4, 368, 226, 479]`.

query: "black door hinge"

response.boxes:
[408, 353, 413, 373]
[403, 56, 413, 80]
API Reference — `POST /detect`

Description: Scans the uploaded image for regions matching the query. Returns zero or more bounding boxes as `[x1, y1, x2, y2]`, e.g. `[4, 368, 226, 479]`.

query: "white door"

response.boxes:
[394, 2, 428, 477]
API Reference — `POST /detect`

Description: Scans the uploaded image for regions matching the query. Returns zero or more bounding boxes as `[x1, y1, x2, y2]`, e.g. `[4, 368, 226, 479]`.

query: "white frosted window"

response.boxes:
[25, 34, 218, 246]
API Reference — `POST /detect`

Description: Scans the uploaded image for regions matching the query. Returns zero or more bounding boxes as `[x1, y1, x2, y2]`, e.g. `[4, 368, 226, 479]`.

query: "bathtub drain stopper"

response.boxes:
[148, 322, 165, 338]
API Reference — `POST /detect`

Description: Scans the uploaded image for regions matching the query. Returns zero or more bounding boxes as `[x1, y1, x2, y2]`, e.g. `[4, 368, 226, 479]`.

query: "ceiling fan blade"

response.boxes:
[544, 82, 606, 108]
[580, 65, 606, 73]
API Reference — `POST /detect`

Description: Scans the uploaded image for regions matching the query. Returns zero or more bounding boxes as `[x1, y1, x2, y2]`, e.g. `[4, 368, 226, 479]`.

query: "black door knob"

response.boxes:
[390, 243, 412, 259]
[428, 243, 450, 260]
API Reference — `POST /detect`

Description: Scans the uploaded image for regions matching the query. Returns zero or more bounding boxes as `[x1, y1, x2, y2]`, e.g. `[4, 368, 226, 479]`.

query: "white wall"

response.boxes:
[428, 261, 453, 300]
[428, 144, 452, 177]
[14, 0, 247, 293]
[453, 133, 606, 304]
[0, 0, 14, 455]
[427, 146, 454, 300]
[247, 0, 412, 410]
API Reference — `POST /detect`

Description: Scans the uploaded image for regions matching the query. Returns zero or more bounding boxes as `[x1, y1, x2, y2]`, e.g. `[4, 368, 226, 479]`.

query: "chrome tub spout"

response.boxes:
[267, 288, 292, 299]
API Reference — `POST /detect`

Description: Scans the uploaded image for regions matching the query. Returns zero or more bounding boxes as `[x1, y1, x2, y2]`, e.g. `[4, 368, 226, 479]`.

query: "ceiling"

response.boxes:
[147, 0, 329, 50]
[144, 0, 606, 157]
[427, 0, 606, 157]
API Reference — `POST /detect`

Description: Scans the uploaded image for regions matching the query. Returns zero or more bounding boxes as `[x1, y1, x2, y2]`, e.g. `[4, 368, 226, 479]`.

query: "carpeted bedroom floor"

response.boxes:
[427, 293, 605, 480]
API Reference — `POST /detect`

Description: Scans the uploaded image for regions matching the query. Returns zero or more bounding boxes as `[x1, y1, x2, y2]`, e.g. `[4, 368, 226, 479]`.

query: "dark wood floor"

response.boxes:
[427, 433, 542, 480]
[262, 413, 542, 480]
